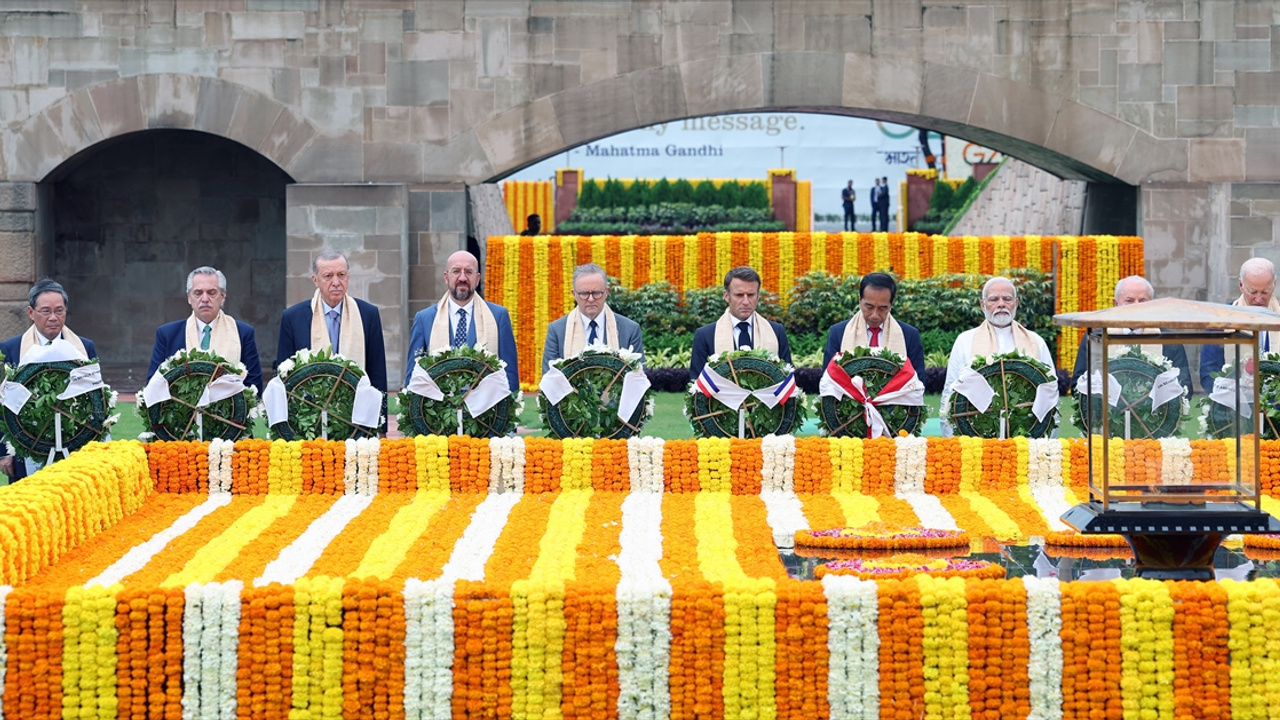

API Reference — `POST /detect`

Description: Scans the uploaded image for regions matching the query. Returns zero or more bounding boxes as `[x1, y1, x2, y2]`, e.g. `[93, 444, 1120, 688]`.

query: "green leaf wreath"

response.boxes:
[1200, 352, 1280, 439]
[538, 345, 653, 439]
[137, 348, 260, 442]
[818, 346, 926, 438]
[269, 347, 379, 441]
[685, 347, 807, 439]
[2, 357, 118, 462]
[1071, 345, 1189, 439]
[945, 350, 1058, 438]
[397, 344, 521, 438]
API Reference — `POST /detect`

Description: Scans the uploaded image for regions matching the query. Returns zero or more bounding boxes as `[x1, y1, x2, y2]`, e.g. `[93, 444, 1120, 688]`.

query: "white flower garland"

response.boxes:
[1023, 576, 1064, 720]
[356, 437, 379, 494]
[182, 580, 242, 720]
[252, 495, 373, 587]
[626, 437, 665, 493]
[894, 436, 958, 529]
[824, 575, 880, 720]
[615, 491, 672, 720]
[403, 578, 455, 720]
[1159, 437, 1193, 486]
[760, 434, 796, 492]
[207, 438, 234, 494]
[1026, 439, 1072, 532]
[437, 492, 523, 583]
[87, 494, 233, 587]
[0, 585, 8, 720]
[489, 437, 526, 493]
[343, 439, 359, 494]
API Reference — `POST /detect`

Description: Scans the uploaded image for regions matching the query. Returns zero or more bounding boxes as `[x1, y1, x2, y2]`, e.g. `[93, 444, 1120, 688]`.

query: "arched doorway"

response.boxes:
[44, 129, 292, 387]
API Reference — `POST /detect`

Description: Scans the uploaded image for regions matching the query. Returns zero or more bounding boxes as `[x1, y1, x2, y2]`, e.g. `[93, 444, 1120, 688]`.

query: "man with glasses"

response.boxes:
[690, 266, 791, 379]
[1199, 257, 1278, 394]
[278, 249, 388, 394]
[940, 276, 1055, 436]
[1070, 275, 1191, 392]
[542, 263, 643, 374]
[405, 250, 519, 390]
[0, 278, 98, 480]
[146, 266, 264, 392]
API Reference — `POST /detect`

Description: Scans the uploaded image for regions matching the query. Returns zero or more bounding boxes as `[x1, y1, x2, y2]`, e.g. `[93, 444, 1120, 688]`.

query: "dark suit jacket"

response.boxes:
[405, 300, 520, 390]
[689, 318, 792, 380]
[148, 318, 264, 392]
[277, 297, 388, 393]
[543, 311, 644, 375]
[1073, 332, 1193, 393]
[822, 317, 926, 376]
[0, 331, 99, 481]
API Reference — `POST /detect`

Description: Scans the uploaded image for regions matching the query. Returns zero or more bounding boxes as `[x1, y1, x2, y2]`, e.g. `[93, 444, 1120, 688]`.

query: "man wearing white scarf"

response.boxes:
[542, 263, 643, 373]
[940, 276, 1055, 437]
[0, 278, 99, 480]
[822, 272, 925, 374]
[1200, 257, 1279, 393]
[690, 266, 792, 379]
[146, 266, 264, 392]
[1070, 275, 1191, 391]
[404, 250, 520, 390]
[277, 250, 388, 393]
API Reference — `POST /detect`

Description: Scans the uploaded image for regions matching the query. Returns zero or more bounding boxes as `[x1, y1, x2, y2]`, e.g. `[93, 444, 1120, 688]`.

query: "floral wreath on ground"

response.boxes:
[794, 522, 969, 551]
[1, 355, 118, 462]
[814, 553, 1006, 580]
[684, 347, 806, 438]
[136, 348, 261, 442]
[818, 346, 926, 438]
[538, 344, 653, 439]
[397, 343, 521, 438]
[1072, 345, 1190, 439]
[1199, 352, 1280, 439]
[269, 347, 380, 441]
[944, 350, 1058, 438]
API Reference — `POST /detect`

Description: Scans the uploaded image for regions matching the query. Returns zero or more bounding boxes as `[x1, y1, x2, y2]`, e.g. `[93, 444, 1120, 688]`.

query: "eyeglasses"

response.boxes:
[34, 307, 66, 317]
[447, 268, 478, 278]
[575, 290, 606, 300]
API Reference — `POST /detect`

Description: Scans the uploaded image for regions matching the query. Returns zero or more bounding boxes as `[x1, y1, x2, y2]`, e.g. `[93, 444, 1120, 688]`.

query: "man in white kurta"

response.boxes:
[940, 276, 1055, 437]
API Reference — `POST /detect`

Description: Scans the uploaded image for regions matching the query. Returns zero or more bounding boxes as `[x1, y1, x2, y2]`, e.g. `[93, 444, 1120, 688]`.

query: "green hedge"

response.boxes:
[579, 178, 770, 209]
[558, 203, 785, 235]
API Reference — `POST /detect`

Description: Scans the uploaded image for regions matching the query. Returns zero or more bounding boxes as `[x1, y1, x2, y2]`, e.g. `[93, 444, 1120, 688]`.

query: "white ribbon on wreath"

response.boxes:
[540, 364, 651, 423]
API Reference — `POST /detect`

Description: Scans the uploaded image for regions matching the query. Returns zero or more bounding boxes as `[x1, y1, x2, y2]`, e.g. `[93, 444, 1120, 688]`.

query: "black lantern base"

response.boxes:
[1061, 501, 1280, 580]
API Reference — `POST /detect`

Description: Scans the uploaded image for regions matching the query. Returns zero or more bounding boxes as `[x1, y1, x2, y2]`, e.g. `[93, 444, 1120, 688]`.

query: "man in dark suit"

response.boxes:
[148, 266, 264, 392]
[876, 176, 891, 231]
[543, 262, 643, 374]
[823, 272, 926, 374]
[0, 278, 99, 481]
[842, 181, 856, 232]
[1200, 258, 1276, 393]
[277, 249, 388, 394]
[690, 266, 791, 379]
[405, 250, 520, 390]
[1073, 276, 1192, 391]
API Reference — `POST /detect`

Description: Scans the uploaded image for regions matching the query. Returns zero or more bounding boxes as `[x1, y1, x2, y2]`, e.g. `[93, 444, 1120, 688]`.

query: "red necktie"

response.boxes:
[869, 327, 880, 347]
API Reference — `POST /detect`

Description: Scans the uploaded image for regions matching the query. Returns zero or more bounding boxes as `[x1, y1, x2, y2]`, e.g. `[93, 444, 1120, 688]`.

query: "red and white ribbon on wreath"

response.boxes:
[819, 357, 924, 438]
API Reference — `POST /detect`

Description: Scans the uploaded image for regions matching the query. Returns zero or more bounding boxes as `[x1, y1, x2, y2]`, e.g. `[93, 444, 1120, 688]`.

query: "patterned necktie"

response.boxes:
[588, 319, 598, 345]
[200, 324, 211, 350]
[869, 327, 880, 347]
[737, 321, 752, 349]
[327, 309, 340, 351]
[454, 308, 468, 347]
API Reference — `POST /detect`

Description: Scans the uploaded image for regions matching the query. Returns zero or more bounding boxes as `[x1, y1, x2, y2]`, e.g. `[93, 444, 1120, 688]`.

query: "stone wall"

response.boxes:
[406, 184, 467, 320]
[0, 182, 36, 340]
[285, 183, 408, 386]
[50, 131, 288, 386]
[950, 159, 1087, 237]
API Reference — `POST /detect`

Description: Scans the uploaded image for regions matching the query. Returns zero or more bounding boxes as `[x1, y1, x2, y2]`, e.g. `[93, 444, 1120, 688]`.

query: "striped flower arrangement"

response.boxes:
[502, 179, 556, 234]
[486, 233, 1144, 386]
[2, 434, 1272, 720]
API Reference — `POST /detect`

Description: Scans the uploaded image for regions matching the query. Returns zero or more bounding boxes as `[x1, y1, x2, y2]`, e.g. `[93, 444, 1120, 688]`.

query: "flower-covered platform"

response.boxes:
[2, 436, 1278, 719]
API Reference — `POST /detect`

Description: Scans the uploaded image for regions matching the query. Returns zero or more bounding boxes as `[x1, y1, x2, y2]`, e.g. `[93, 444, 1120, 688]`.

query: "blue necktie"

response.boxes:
[588, 319, 598, 345]
[737, 321, 752, 349]
[326, 309, 340, 352]
[454, 308, 468, 347]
